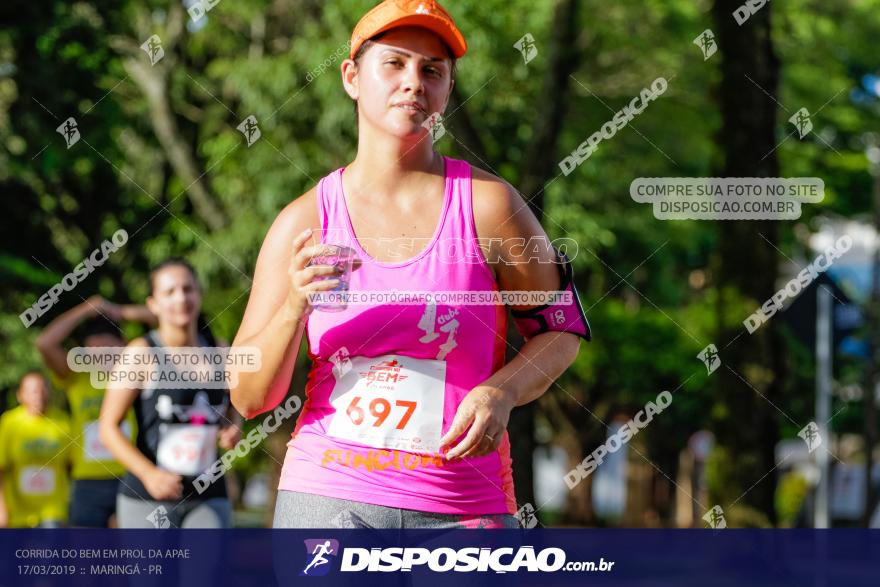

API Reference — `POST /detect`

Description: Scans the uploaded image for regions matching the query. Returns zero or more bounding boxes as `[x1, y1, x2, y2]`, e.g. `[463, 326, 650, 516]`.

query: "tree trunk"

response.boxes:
[518, 0, 581, 213]
[711, 0, 783, 525]
[507, 0, 582, 516]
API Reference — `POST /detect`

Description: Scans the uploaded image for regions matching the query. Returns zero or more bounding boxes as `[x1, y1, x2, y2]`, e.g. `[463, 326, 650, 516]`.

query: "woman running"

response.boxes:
[99, 258, 242, 528]
[229, 0, 590, 529]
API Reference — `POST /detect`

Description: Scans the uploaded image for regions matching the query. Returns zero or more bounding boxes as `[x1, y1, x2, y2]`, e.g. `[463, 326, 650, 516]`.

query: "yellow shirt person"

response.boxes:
[0, 374, 72, 528]
[52, 371, 136, 480]
[36, 296, 156, 527]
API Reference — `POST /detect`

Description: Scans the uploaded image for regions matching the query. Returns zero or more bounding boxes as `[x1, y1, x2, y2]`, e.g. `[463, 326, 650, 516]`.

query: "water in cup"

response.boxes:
[309, 244, 357, 312]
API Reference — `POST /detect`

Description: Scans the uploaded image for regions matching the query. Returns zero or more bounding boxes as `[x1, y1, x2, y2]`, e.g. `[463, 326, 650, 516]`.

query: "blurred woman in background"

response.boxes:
[100, 258, 242, 528]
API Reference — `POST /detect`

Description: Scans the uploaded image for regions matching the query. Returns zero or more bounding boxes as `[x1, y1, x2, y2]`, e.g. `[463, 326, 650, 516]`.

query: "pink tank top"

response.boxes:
[277, 156, 516, 515]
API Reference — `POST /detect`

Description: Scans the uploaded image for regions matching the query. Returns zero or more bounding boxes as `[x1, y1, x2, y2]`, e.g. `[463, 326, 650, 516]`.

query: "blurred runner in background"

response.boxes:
[0, 372, 72, 528]
[99, 258, 241, 528]
[36, 296, 154, 527]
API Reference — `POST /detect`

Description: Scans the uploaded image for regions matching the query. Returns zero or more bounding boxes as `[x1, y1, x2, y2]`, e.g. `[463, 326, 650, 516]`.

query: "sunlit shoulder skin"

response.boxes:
[227, 187, 324, 419]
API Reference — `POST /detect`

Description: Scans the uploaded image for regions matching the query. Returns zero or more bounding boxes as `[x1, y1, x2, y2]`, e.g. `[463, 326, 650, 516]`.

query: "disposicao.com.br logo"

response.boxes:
[300, 539, 614, 574]
[301, 539, 340, 576]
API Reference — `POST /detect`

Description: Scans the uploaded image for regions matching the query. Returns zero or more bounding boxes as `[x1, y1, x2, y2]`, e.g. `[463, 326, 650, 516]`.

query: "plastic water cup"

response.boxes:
[308, 244, 357, 312]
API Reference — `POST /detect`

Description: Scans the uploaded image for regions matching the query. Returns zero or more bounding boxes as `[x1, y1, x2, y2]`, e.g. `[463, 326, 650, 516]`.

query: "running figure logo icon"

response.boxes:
[798, 421, 822, 453]
[697, 344, 721, 375]
[789, 108, 813, 139]
[330, 346, 353, 379]
[422, 112, 447, 143]
[140, 34, 165, 66]
[56, 117, 80, 149]
[237, 115, 262, 147]
[702, 505, 727, 529]
[146, 505, 171, 529]
[516, 503, 539, 529]
[513, 33, 538, 64]
[693, 29, 717, 60]
[300, 539, 339, 576]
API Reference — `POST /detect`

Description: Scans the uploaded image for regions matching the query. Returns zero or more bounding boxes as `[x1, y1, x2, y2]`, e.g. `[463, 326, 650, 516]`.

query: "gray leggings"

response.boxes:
[116, 494, 232, 528]
[115, 495, 230, 587]
[273, 489, 520, 529]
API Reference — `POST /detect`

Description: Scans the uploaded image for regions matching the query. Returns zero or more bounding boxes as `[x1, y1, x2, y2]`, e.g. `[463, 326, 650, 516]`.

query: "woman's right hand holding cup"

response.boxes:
[287, 229, 348, 321]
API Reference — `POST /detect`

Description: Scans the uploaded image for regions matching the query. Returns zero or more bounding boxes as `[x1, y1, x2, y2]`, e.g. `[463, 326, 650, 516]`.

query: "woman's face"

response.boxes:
[346, 26, 455, 139]
[18, 373, 49, 416]
[147, 265, 201, 329]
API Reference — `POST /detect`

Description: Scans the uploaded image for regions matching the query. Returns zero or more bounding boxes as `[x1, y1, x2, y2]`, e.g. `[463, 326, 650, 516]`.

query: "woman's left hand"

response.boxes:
[440, 385, 514, 460]
[218, 423, 242, 450]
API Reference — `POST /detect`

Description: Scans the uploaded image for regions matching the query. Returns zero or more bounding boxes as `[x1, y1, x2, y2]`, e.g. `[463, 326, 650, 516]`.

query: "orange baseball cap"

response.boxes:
[350, 0, 467, 60]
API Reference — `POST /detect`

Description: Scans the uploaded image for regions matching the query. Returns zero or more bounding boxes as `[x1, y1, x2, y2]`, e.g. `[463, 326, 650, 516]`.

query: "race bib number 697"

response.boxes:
[327, 354, 446, 454]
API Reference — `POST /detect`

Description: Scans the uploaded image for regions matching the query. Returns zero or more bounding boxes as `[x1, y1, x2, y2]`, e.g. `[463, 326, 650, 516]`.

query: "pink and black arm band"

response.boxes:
[510, 248, 592, 342]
